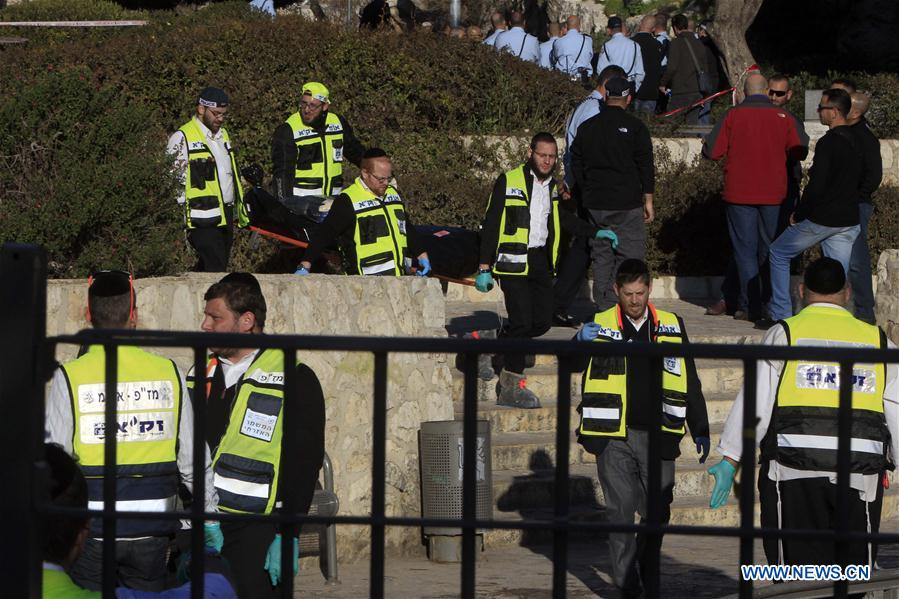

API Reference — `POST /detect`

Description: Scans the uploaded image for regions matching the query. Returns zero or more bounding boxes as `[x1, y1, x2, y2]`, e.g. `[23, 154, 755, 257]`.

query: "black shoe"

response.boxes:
[754, 317, 777, 330]
[524, 354, 536, 369]
[552, 312, 579, 327]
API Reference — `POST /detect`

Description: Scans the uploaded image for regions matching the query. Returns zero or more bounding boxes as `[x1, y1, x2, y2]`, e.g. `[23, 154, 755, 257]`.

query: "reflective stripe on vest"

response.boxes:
[490, 165, 560, 277]
[285, 111, 345, 198]
[178, 119, 248, 229]
[211, 349, 292, 514]
[64, 345, 182, 537]
[774, 305, 888, 474]
[578, 305, 689, 438]
[346, 178, 410, 277]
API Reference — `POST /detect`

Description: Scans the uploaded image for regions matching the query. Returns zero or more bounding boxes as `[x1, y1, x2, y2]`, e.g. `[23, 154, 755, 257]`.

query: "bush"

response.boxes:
[0, 0, 145, 21]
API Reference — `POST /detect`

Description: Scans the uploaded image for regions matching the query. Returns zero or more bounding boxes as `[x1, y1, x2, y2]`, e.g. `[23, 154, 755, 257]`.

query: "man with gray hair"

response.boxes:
[703, 73, 805, 325]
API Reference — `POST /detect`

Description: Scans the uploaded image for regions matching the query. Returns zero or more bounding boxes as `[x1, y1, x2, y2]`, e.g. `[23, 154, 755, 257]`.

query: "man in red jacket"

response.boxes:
[702, 73, 806, 323]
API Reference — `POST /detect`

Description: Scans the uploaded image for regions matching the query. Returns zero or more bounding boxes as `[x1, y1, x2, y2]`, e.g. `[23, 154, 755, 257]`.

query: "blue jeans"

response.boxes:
[725, 203, 780, 318]
[698, 98, 713, 125]
[849, 202, 875, 322]
[767, 219, 860, 320]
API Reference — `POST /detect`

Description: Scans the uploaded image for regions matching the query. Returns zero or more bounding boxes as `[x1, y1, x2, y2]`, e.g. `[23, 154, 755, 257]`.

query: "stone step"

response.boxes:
[483, 491, 899, 548]
[455, 389, 738, 434]
[490, 426, 726, 472]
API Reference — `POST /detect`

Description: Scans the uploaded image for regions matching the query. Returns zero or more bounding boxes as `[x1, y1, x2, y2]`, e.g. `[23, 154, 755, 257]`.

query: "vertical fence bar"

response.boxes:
[461, 352, 479, 599]
[0, 244, 46, 598]
[738, 359, 758, 599]
[281, 348, 299, 599]
[552, 357, 572, 599]
[102, 344, 119, 598]
[370, 352, 388, 599]
[190, 347, 207, 599]
[644, 356, 663, 599]
[833, 359, 854, 599]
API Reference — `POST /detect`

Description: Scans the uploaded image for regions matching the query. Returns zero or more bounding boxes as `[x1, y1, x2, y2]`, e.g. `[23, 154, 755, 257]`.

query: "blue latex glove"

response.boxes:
[695, 436, 711, 464]
[708, 459, 737, 509]
[595, 229, 619, 250]
[576, 322, 602, 342]
[294, 266, 309, 276]
[203, 522, 224, 553]
[416, 257, 431, 277]
[263, 534, 299, 587]
[475, 271, 494, 293]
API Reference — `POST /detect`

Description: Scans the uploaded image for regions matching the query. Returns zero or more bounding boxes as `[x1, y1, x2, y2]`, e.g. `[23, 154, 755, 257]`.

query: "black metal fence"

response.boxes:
[3, 244, 899, 599]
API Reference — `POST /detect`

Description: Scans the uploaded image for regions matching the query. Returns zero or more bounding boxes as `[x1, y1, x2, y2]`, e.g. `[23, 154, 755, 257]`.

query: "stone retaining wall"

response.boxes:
[876, 250, 899, 345]
[47, 274, 453, 562]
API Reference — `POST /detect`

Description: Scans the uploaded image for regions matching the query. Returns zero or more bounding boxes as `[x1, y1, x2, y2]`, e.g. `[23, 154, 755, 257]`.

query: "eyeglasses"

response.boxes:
[768, 90, 788, 97]
[299, 101, 324, 112]
[817, 104, 835, 112]
[367, 173, 392, 184]
[87, 269, 135, 324]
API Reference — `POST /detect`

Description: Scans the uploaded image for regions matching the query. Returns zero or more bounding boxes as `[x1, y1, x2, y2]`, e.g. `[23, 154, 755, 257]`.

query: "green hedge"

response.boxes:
[1, 0, 897, 277]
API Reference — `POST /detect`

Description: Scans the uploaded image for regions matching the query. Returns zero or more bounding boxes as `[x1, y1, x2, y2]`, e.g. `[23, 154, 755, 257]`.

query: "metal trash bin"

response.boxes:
[419, 420, 492, 562]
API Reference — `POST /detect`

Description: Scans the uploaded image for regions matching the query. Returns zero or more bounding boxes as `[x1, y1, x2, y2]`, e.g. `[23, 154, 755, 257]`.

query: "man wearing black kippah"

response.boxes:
[44, 270, 217, 591]
[294, 147, 430, 277]
[708, 257, 899, 567]
[168, 87, 248, 272]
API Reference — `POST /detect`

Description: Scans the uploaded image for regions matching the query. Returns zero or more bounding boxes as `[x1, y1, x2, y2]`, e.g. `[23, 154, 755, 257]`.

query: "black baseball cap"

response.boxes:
[198, 87, 229, 108]
[607, 16, 623, 29]
[605, 77, 631, 97]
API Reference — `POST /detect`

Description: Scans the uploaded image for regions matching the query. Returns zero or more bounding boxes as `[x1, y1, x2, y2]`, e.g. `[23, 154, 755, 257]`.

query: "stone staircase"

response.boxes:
[445, 295, 899, 547]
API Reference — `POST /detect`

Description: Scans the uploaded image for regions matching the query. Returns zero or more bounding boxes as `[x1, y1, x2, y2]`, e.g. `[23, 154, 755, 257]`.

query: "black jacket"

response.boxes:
[479, 166, 598, 268]
[850, 118, 883, 204]
[577, 313, 709, 460]
[794, 125, 862, 227]
[302, 187, 424, 273]
[570, 105, 655, 211]
[271, 111, 364, 201]
[632, 32, 663, 101]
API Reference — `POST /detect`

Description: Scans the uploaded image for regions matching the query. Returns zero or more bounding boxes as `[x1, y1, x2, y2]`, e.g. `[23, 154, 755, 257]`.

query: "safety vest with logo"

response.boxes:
[773, 305, 888, 474]
[489, 165, 561, 277]
[191, 349, 291, 514]
[43, 566, 101, 598]
[285, 111, 346, 198]
[345, 177, 411, 276]
[63, 345, 182, 538]
[578, 305, 690, 439]
[178, 118, 248, 230]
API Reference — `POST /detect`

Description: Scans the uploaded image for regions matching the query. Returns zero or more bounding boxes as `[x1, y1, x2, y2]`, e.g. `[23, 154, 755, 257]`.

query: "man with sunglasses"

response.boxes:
[295, 147, 430, 276]
[764, 88, 863, 326]
[271, 81, 364, 213]
[44, 270, 217, 592]
[168, 87, 249, 272]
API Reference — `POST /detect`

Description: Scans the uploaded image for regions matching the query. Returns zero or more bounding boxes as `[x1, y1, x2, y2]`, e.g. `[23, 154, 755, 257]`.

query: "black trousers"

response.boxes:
[188, 225, 234, 272]
[552, 233, 591, 314]
[499, 247, 553, 374]
[221, 520, 279, 599]
[69, 535, 169, 592]
[759, 461, 871, 566]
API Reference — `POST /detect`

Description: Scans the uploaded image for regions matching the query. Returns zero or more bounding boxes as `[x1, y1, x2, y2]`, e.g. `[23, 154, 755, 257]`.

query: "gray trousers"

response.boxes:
[588, 207, 646, 311]
[597, 430, 675, 596]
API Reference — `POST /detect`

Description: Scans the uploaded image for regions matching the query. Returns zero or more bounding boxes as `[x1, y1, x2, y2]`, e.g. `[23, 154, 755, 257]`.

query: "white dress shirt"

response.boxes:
[528, 171, 551, 248]
[551, 28, 594, 76]
[166, 116, 235, 207]
[595, 32, 645, 92]
[717, 303, 899, 502]
[494, 26, 540, 63]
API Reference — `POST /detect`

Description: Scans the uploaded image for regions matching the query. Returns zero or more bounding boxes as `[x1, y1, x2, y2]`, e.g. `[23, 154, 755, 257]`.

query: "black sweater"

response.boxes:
[632, 32, 663, 101]
[479, 166, 599, 267]
[271, 111, 364, 201]
[570, 106, 655, 211]
[577, 314, 709, 460]
[794, 125, 862, 227]
[850, 118, 883, 204]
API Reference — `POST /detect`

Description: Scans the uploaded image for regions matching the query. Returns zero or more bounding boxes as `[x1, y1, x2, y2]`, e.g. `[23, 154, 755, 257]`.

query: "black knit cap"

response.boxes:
[803, 257, 846, 295]
[198, 87, 229, 108]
